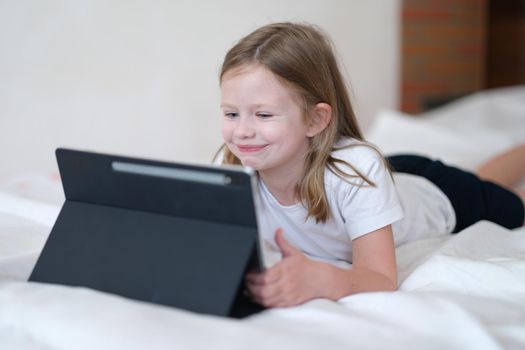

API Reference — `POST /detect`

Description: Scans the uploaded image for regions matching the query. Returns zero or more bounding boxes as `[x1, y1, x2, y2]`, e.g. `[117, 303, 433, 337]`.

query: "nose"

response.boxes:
[233, 116, 256, 139]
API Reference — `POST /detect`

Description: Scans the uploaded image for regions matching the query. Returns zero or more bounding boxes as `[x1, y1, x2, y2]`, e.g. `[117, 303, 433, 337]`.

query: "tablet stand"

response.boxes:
[30, 149, 265, 318]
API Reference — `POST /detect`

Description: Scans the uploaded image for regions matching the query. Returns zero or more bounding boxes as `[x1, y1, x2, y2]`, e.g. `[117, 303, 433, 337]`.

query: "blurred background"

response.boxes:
[1, 0, 524, 179]
[0, 0, 401, 178]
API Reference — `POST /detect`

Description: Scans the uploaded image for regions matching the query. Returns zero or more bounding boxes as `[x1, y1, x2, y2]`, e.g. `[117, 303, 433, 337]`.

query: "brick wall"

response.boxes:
[486, 1, 525, 87]
[400, 0, 487, 113]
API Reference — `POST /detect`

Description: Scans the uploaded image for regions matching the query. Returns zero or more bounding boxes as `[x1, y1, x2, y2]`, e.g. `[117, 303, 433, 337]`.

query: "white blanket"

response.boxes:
[1, 86, 525, 349]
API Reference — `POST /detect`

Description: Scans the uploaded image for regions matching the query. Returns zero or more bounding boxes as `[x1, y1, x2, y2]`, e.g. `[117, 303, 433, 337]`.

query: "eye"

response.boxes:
[224, 112, 238, 119]
[257, 112, 273, 119]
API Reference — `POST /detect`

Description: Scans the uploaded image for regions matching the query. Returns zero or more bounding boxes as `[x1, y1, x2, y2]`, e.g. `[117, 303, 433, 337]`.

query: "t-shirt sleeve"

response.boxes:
[339, 150, 404, 240]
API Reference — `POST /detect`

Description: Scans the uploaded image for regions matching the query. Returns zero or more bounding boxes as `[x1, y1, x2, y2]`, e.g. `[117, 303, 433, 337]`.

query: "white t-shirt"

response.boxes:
[256, 139, 455, 266]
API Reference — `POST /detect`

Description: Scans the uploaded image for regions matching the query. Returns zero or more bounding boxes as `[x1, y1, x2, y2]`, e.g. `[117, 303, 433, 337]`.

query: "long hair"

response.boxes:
[219, 22, 381, 223]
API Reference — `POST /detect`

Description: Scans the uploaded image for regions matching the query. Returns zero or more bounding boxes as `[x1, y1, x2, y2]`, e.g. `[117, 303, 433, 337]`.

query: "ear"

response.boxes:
[306, 103, 332, 137]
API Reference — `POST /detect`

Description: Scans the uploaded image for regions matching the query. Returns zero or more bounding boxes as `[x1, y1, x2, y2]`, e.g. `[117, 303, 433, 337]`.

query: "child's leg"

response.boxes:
[476, 143, 525, 188]
[476, 143, 525, 225]
[388, 153, 525, 231]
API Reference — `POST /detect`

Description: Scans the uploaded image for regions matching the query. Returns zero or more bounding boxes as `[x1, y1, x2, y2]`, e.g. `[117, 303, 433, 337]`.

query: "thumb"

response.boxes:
[275, 228, 300, 257]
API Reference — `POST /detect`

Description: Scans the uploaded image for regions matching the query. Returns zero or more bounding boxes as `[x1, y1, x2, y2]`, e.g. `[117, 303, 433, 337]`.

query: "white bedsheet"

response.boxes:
[1, 206, 523, 349]
[1, 86, 525, 349]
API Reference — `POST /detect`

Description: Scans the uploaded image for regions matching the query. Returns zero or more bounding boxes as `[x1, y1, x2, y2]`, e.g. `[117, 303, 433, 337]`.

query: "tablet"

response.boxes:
[29, 148, 268, 317]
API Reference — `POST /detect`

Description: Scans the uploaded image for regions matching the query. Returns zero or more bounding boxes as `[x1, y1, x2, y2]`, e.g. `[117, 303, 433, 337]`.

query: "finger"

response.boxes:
[257, 291, 291, 308]
[246, 267, 281, 285]
[247, 281, 282, 303]
[275, 228, 300, 257]
[245, 272, 263, 284]
[263, 290, 303, 308]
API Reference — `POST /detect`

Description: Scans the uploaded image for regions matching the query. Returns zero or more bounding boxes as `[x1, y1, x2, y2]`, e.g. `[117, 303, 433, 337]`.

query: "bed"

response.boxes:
[1, 85, 524, 349]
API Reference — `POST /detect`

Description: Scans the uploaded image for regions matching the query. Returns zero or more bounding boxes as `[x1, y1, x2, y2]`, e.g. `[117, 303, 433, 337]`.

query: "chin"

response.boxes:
[240, 161, 259, 169]
[238, 158, 262, 170]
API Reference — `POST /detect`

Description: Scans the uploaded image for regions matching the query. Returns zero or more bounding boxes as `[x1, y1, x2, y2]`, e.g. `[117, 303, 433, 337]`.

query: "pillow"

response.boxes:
[366, 109, 513, 171]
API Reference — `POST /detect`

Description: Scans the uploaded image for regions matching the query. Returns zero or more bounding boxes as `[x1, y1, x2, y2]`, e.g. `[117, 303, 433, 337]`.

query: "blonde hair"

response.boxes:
[219, 22, 382, 223]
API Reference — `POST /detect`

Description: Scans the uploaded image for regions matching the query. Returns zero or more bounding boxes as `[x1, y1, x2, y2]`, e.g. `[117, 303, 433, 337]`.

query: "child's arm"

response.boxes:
[327, 225, 398, 297]
[245, 226, 397, 307]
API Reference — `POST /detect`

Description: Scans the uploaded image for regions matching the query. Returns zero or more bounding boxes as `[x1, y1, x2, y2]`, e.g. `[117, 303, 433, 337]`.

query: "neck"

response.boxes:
[258, 157, 306, 206]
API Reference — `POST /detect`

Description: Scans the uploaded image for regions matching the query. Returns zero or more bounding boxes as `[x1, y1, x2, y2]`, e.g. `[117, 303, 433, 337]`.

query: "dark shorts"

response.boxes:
[387, 154, 525, 233]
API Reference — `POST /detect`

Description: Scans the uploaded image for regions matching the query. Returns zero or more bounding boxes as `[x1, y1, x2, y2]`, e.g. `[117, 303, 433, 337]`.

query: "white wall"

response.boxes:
[0, 0, 400, 179]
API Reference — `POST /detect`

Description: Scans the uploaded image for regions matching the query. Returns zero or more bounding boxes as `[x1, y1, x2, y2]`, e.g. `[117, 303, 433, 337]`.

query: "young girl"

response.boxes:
[217, 22, 525, 308]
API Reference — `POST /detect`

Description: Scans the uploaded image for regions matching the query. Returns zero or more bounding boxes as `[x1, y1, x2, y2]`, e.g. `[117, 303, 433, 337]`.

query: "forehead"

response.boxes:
[220, 64, 303, 106]
[221, 65, 282, 90]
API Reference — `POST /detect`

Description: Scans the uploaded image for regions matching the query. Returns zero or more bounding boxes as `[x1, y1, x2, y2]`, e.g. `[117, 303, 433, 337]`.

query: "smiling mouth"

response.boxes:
[236, 144, 268, 153]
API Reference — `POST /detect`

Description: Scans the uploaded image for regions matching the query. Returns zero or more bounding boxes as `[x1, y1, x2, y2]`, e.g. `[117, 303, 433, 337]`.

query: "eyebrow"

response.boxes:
[220, 103, 236, 109]
[220, 103, 277, 110]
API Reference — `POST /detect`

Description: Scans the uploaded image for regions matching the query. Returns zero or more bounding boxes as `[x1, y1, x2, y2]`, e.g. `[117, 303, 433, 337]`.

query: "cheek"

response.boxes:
[221, 124, 233, 142]
[259, 124, 290, 143]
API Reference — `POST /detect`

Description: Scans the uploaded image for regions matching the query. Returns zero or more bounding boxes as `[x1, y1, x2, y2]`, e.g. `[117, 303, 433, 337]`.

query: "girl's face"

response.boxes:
[220, 65, 313, 177]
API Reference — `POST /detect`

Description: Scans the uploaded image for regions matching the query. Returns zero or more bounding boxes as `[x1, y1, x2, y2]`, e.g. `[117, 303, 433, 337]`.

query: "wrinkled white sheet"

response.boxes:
[1, 86, 525, 349]
[1, 207, 524, 349]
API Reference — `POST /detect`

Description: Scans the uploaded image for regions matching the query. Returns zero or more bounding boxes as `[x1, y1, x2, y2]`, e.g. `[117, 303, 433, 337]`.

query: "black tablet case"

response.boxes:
[29, 148, 264, 318]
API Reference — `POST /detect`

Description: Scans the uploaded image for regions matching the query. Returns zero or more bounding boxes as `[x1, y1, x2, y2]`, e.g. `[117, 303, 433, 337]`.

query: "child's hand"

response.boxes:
[245, 228, 327, 308]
